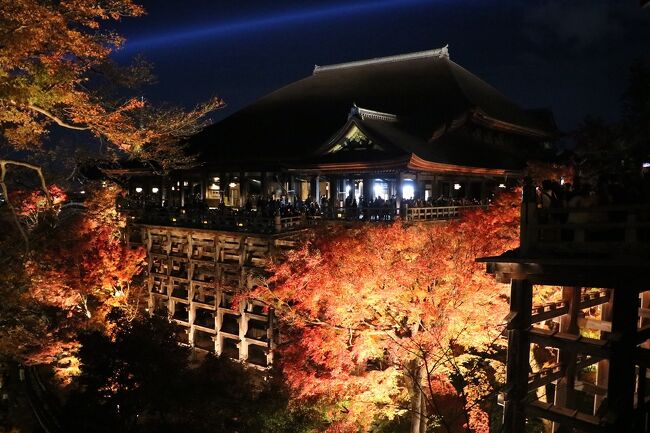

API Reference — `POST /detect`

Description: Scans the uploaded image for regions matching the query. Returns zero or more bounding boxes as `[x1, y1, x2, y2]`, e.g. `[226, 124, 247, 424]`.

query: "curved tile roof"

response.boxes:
[189, 47, 556, 167]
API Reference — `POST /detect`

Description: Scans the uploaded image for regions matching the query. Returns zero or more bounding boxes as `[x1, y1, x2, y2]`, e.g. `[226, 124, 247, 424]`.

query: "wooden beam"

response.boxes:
[527, 401, 606, 433]
[531, 303, 568, 323]
[528, 357, 600, 391]
[574, 380, 607, 396]
[529, 328, 609, 358]
[577, 317, 612, 333]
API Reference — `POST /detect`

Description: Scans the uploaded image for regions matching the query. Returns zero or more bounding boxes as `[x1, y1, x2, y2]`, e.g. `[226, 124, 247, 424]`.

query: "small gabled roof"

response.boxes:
[189, 47, 556, 166]
[288, 106, 525, 176]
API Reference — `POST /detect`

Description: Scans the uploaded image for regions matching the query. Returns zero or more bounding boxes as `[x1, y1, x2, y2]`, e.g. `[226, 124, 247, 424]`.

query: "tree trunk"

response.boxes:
[411, 361, 427, 433]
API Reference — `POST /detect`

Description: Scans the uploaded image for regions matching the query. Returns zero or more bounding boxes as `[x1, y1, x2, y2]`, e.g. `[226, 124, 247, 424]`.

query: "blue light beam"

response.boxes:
[120, 0, 444, 52]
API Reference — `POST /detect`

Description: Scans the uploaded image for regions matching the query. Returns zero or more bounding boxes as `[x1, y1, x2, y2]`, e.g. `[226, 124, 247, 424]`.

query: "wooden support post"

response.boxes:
[520, 178, 536, 255]
[261, 171, 268, 199]
[480, 180, 487, 203]
[553, 286, 581, 433]
[310, 175, 320, 204]
[595, 295, 613, 414]
[396, 173, 403, 212]
[607, 286, 639, 429]
[431, 175, 439, 199]
[504, 279, 533, 433]
[240, 171, 248, 207]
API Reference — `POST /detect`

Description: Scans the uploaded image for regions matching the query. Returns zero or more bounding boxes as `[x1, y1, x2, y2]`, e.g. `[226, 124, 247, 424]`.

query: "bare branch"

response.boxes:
[0, 159, 52, 251]
[26, 104, 90, 131]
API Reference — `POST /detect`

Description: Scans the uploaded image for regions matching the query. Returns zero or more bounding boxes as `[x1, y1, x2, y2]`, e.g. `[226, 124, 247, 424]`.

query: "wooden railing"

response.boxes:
[123, 203, 485, 233]
[520, 185, 650, 255]
[405, 205, 485, 221]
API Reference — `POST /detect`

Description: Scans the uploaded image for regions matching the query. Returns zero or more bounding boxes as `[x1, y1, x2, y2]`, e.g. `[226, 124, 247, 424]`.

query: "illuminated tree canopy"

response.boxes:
[0, 0, 223, 168]
[252, 191, 521, 433]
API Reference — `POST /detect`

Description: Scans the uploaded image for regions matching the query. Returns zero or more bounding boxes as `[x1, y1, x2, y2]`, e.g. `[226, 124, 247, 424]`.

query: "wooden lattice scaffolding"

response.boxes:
[128, 224, 301, 368]
[480, 183, 650, 432]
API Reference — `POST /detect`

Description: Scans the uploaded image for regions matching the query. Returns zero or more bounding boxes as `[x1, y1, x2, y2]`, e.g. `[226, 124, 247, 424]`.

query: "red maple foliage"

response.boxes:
[1, 184, 146, 367]
[26, 186, 145, 319]
[253, 190, 521, 433]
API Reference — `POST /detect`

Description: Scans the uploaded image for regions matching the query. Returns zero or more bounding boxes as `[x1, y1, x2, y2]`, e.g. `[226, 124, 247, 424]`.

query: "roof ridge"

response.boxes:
[313, 45, 449, 75]
[349, 104, 399, 122]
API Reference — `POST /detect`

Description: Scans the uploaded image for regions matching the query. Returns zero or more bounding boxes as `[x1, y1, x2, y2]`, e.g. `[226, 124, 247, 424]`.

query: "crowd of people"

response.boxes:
[537, 174, 650, 210]
[120, 191, 488, 222]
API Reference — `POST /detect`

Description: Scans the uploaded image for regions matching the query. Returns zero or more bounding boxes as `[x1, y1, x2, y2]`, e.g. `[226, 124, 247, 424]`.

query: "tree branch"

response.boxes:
[0, 160, 52, 251]
[8, 99, 90, 131]
[27, 104, 90, 131]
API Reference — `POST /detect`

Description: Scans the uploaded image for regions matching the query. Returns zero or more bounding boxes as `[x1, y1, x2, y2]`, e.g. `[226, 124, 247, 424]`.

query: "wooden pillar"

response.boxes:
[288, 175, 296, 204]
[362, 175, 373, 218]
[310, 175, 320, 204]
[639, 290, 650, 429]
[607, 286, 639, 430]
[595, 294, 613, 414]
[431, 175, 439, 200]
[553, 286, 581, 433]
[240, 171, 248, 207]
[503, 279, 533, 433]
[261, 171, 268, 199]
[520, 178, 537, 255]
[180, 178, 186, 208]
[396, 173, 403, 213]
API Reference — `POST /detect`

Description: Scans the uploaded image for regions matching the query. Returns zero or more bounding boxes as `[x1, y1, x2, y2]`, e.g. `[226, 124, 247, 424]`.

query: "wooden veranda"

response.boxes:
[479, 183, 650, 432]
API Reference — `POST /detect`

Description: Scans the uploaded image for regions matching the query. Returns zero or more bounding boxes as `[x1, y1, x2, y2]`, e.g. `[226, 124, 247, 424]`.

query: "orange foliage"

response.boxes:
[0, 0, 223, 168]
[21, 185, 146, 363]
[11, 184, 66, 215]
[27, 186, 145, 314]
[253, 190, 521, 432]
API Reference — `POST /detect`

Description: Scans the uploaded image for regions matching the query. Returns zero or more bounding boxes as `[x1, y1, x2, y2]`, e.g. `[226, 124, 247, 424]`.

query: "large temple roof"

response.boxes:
[189, 47, 557, 171]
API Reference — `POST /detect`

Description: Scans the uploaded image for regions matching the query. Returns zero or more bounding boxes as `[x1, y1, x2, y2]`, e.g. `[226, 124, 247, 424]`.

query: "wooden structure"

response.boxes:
[479, 182, 650, 432]
[127, 224, 301, 367]
[110, 48, 561, 368]
[108, 47, 557, 220]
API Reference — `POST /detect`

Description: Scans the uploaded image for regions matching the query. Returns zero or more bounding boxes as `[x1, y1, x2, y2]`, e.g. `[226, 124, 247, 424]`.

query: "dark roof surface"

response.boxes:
[189, 48, 556, 168]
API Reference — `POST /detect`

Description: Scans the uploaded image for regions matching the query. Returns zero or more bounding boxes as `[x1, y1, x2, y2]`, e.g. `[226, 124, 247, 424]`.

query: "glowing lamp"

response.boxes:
[229, 182, 237, 188]
[498, 183, 506, 188]
[213, 177, 220, 181]
[453, 183, 462, 190]
[171, 217, 177, 222]
[80, 190, 85, 194]
[209, 183, 220, 190]
[151, 187, 159, 193]
[135, 187, 143, 193]
[402, 182, 414, 200]
[643, 162, 650, 168]
[203, 220, 208, 224]
[373, 183, 384, 199]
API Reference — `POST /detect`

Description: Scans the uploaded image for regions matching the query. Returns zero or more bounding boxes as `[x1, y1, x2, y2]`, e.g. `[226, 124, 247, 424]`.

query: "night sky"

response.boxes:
[113, 0, 650, 133]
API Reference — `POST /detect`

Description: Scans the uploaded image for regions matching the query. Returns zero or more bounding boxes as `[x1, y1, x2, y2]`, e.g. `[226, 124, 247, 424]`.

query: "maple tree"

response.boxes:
[0, 182, 146, 373]
[252, 190, 521, 433]
[0, 0, 220, 370]
[0, 0, 223, 168]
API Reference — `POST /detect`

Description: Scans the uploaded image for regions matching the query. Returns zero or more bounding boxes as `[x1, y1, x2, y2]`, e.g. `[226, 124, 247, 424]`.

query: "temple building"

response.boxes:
[117, 46, 556, 220]
[113, 47, 558, 366]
